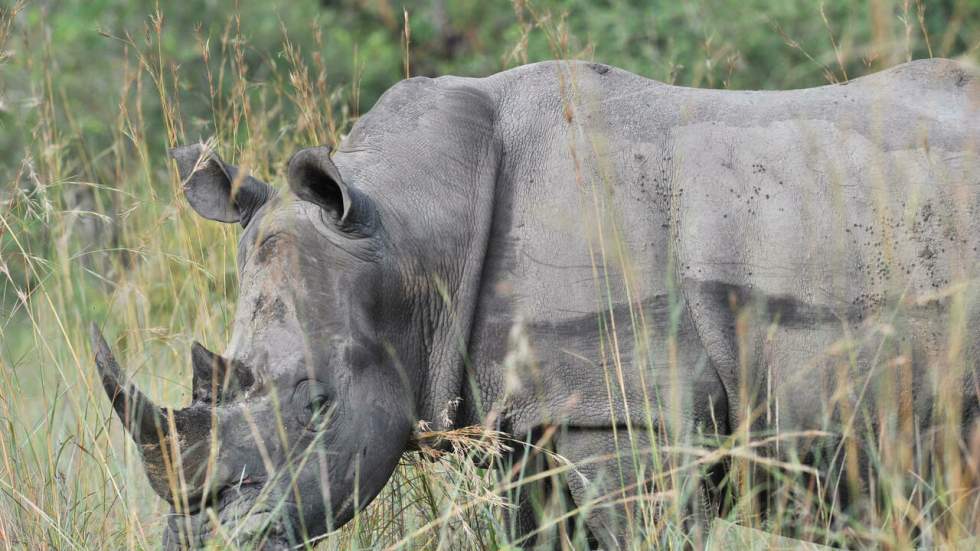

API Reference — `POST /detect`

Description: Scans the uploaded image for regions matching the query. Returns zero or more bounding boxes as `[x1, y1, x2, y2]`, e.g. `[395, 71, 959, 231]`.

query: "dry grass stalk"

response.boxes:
[407, 421, 512, 462]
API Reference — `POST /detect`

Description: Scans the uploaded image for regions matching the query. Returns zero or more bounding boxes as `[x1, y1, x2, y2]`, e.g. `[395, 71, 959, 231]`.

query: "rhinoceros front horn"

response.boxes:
[91, 324, 212, 502]
[91, 323, 169, 447]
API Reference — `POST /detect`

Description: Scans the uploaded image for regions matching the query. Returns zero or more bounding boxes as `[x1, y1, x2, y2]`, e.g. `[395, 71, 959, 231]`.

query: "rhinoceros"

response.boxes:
[93, 58, 979, 549]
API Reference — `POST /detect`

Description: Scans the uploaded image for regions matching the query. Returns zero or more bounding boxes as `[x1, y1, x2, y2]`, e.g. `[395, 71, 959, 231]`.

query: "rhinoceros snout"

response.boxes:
[163, 500, 298, 551]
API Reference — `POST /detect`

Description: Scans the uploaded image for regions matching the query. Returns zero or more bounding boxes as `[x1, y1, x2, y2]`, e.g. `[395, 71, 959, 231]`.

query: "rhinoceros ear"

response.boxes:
[170, 143, 273, 227]
[287, 146, 367, 227]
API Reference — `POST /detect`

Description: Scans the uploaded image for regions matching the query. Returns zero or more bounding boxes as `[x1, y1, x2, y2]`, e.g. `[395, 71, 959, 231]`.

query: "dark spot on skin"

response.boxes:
[954, 70, 968, 87]
[271, 298, 287, 323]
[589, 63, 610, 75]
[921, 202, 933, 222]
[252, 294, 266, 322]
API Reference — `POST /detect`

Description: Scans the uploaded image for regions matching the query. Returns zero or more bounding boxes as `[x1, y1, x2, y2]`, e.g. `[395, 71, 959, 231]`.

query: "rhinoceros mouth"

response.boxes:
[162, 480, 305, 549]
[223, 510, 291, 548]
[165, 508, 298, 550]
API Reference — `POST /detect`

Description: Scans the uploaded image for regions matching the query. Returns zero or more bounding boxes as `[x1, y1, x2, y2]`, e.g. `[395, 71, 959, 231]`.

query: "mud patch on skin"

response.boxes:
[251, 293, 288, 324]
[589, 63, 610, 75]
[953, 69, 969, 87]
[270, 298, 287, 323]
[252, 294, 266, 322]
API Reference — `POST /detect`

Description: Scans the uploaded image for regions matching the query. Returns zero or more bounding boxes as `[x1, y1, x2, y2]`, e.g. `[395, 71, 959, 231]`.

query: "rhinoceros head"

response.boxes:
[94, 143, 416, 549]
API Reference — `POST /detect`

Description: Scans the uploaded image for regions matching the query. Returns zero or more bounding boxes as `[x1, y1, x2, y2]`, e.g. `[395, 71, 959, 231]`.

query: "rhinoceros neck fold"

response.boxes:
[338, 76, 504, 429]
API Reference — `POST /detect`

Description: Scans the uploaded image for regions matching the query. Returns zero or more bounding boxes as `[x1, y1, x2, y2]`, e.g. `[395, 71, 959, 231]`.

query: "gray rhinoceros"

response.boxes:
[93, 58, 979, 549]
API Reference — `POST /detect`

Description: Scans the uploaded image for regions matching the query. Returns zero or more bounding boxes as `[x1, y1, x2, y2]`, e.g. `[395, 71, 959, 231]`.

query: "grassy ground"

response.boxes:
[1, 1, 979, 549]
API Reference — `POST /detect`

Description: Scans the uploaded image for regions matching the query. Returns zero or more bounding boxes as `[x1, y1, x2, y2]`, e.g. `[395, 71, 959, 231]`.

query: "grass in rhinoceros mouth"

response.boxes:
[1, 0, 979, 550]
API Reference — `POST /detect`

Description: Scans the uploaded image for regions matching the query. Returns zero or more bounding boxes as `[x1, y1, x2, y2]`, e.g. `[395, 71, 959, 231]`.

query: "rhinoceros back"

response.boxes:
[457, 59, 978, 443]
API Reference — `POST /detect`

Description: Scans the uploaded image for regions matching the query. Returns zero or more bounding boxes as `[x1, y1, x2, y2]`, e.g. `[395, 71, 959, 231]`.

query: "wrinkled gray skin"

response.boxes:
[94, 59, 979, 549]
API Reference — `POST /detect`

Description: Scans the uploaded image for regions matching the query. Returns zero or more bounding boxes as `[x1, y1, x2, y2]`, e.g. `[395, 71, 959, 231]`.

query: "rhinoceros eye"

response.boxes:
[297, 380, 332, 432]
[308, 395, 329, 416]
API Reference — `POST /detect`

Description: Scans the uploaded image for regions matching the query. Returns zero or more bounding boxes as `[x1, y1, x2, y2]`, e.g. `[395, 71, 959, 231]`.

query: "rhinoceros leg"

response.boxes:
[555, 428, 719, 550]
[499, 428, 595, 549]
[556, 429, 633, 550]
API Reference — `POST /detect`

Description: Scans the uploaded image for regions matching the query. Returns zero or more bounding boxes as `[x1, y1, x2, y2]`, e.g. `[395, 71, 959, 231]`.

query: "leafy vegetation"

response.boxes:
[1, 0, 978, 549]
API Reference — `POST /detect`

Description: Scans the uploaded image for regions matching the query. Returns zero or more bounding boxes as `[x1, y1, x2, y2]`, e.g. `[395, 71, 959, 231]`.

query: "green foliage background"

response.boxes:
[4, 0, 976, 179]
